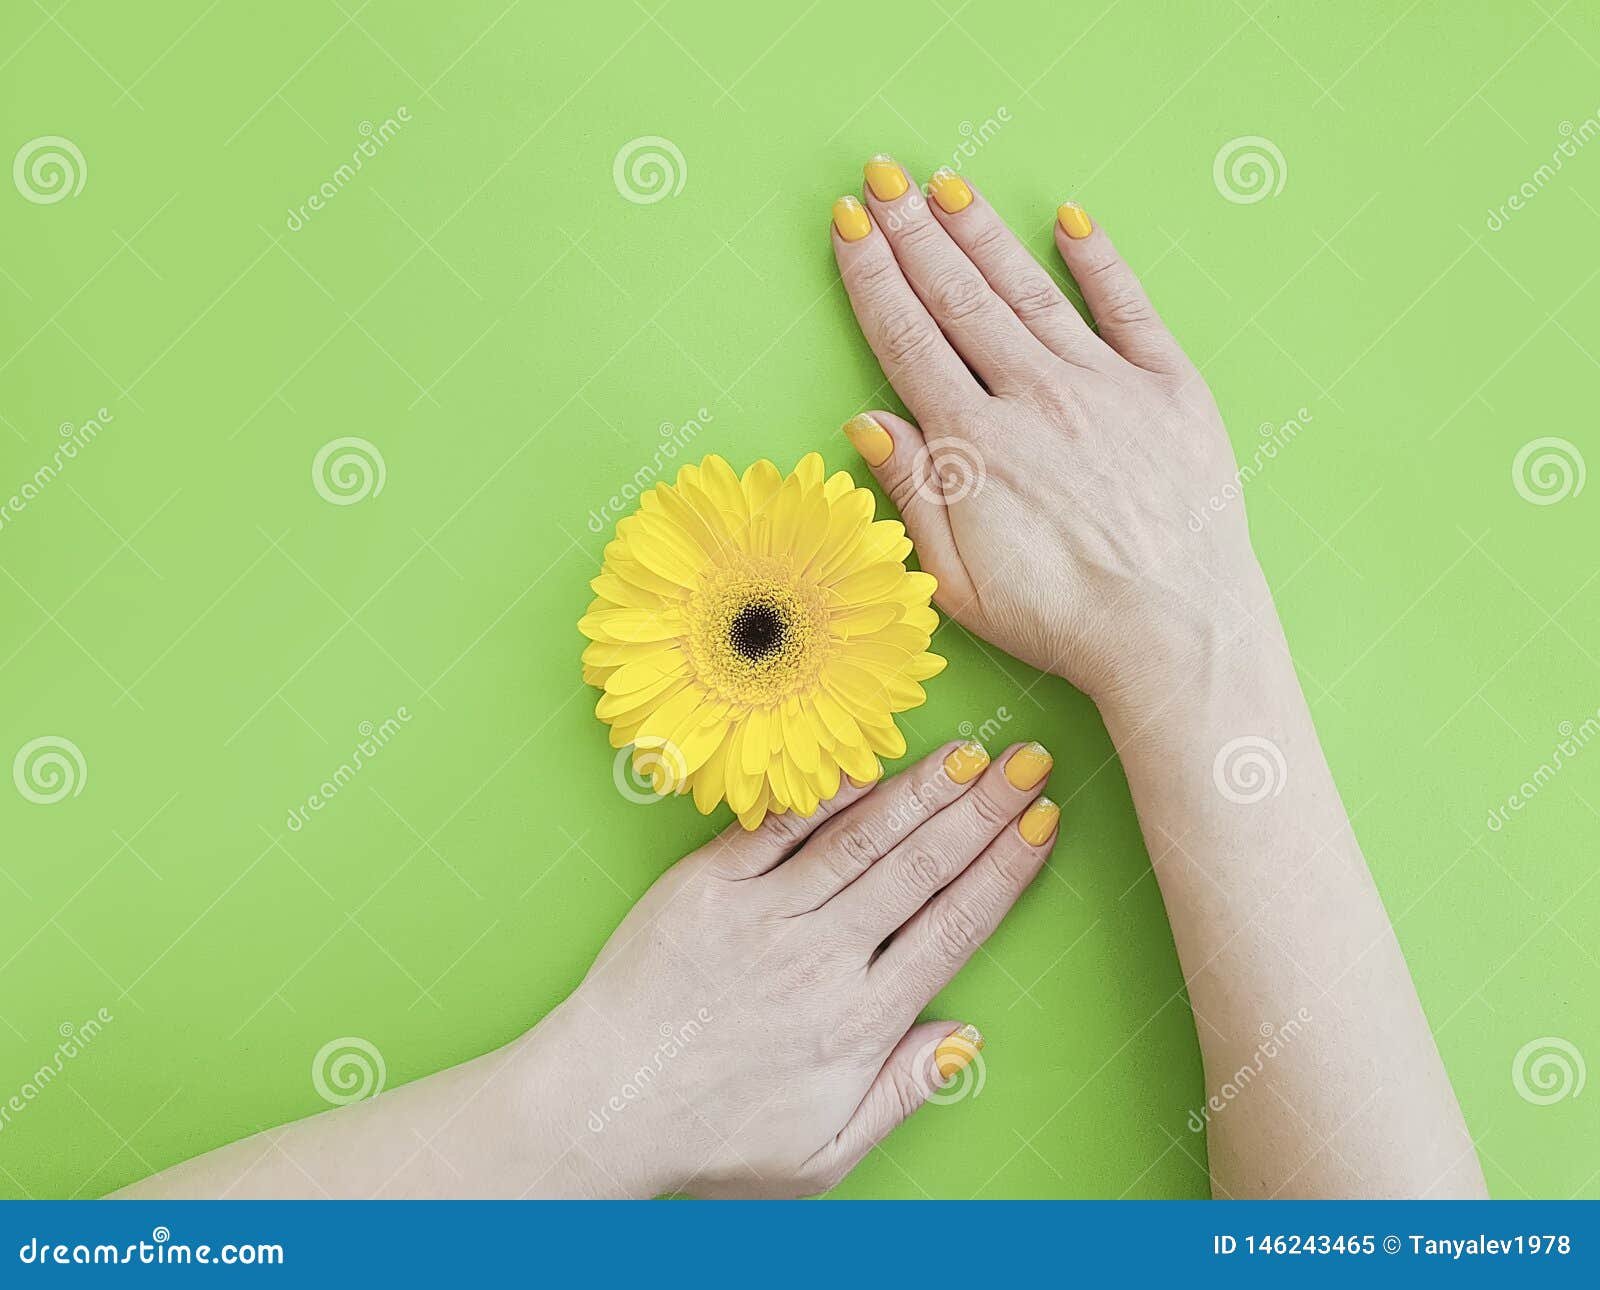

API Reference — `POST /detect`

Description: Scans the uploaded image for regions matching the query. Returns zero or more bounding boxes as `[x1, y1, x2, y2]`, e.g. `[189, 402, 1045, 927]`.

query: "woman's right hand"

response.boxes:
[831, 159, 1274, 717]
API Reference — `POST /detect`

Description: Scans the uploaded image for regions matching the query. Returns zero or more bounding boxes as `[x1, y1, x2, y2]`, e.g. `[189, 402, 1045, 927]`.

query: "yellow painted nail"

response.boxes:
[935, 1024, 985, 1080]
[1018, 796, 1061, 846]
[832, 194, 872, 242]
[1004, 741, 1053, 790]
[927, 168, 973, 214]
[943, 739, 989, 784]
[842, 412, 894, 467]
[846, 765, 880, 789]
[1057, 202, 1093, 239]
[864, 154, 909, 202]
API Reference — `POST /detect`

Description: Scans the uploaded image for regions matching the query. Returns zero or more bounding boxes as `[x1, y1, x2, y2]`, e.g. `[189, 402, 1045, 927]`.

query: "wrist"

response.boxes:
[494, 998, 676, 1199]
[1093, 562, 1292, 740]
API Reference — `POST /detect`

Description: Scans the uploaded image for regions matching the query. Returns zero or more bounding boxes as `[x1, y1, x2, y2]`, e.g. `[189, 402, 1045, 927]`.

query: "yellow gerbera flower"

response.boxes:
[580, 453, 946, 829]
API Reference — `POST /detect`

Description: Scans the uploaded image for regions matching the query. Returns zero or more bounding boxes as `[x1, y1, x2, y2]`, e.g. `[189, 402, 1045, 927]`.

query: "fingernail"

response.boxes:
[1057, 202, 1093, 239]
[935, 1024, 985, 1080]
[846, 764, 880, 789]
[864, 154, 909, 202]
[927, 168, 973, 214]
[1018, 796, 1061, 846]
[842, 412, 894, 466]
[943, 739, 989, 784]
[833, 195, 873, 242]
[1004, 741, 1053, 790]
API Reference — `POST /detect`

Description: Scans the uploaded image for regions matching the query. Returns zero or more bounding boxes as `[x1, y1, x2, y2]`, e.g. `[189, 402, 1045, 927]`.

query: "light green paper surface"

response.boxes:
[1, 0, 1595, 1198]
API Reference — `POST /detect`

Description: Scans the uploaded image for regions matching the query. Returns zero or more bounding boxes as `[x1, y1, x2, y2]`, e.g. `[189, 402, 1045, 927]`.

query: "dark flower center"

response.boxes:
[729, 601, 786, 663]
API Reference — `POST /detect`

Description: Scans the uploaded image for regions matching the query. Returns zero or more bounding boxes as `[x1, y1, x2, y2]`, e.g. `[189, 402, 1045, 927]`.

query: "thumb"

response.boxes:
[841, 411, 978, 618]
[812, 1021, 986, 1181]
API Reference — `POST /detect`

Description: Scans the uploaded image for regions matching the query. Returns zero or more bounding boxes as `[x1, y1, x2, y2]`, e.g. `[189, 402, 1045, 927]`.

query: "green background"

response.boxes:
[2, 0, 1596, 1199]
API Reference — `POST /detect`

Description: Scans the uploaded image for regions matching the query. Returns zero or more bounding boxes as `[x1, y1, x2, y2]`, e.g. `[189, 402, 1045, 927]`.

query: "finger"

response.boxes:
[924, 171, 1103, 365]
[700, 774, 877, 879]
[826, 741, 1054, 942]
[804, 1020, 982, 1186]
[1054, 202, 1188, 373]
[862, 155, 1057, 393]
[869, 797, 1058, 1019]
[832, 196, 985, 423]
[840, 409, 978, 618]
[763, 739, 988, 912]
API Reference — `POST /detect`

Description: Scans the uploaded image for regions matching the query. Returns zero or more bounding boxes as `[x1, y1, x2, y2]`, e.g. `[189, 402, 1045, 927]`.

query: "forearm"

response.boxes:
[115, 1005, 655, 1200]
[1101, 579, 1485, 1199]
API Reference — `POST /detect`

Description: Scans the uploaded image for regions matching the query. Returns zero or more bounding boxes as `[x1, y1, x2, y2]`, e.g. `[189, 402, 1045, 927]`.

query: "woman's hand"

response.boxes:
[825, 160, 1485, 1200]
[120, 739, 1059, 1200]
[535, 738, 1058, 1198]
[832, 160, 1268, 716]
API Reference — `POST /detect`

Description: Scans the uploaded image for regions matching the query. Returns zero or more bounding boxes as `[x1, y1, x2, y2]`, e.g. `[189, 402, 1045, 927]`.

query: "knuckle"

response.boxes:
[966, 220, 1014, 260]
[931, 901, 984, 958]
[775, 951, 830, 997]
[884, 464, 928, 515]
[1103, 292, 1155, 329]
[894, 844, 948, 898]
[823, 819, 882, 882]
[925, 267, 992, 322]
[965, 787, 1014, 831]
[759, 809, 813, 851]
[1008, 278, 1068, 325]
[897, 215, 945, 251]
[847, 252, 903, 295]
[1032, 378, 1091, 425]
[888, 1065, 928, 1124]
[877, 310, 941, 367]
[992, 844, 1039, 890]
